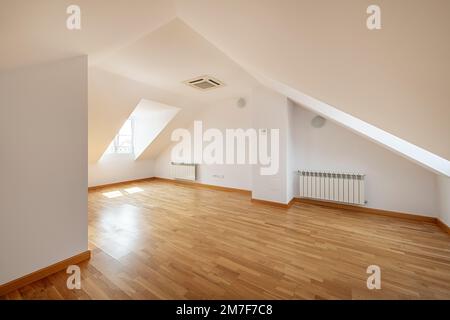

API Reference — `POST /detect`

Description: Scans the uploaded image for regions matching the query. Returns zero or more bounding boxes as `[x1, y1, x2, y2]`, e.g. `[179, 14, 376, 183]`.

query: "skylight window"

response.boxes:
[106, 119, 134, 154]
[99, 99, 180, 162]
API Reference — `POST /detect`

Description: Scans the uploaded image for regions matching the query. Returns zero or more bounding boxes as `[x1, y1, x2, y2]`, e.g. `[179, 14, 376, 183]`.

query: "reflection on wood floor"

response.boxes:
[2, 179, 450, 299]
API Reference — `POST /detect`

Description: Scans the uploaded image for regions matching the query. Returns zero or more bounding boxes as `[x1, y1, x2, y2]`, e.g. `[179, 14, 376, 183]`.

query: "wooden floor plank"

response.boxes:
[2, 179, 450, 299]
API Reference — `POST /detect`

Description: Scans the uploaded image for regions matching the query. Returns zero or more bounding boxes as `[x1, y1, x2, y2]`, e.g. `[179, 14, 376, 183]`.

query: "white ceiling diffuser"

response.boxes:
[184, 76, 225, 90]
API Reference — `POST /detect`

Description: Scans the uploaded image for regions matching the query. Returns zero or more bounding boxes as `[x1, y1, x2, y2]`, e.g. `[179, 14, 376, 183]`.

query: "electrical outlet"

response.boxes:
[212, 174, 224, 179]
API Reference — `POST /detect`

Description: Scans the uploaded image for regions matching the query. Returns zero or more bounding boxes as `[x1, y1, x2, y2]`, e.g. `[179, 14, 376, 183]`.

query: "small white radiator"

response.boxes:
[170, 162, 196, 181]
[299, 170, 365, 205]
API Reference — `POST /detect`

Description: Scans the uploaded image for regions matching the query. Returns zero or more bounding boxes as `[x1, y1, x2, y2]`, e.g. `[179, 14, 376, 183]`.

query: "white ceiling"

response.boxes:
[2, 0, 449, 172]
[94, 18, 258, 104]
[87, 17, 259, 162]
[0, 1, 258, 105]
[175, 0, 450, 161]
[0, 0, 176, 70]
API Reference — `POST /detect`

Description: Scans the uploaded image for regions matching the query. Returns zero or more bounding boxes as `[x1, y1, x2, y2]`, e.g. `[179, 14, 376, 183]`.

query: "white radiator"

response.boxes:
[170, 163, 196, 181]
[299, 170, 365, 205]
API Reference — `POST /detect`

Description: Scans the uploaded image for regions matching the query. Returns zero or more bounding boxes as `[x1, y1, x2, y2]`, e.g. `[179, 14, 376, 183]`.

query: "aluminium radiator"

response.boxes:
[298, 170, 365, 205]
[170, 162, 196, 181]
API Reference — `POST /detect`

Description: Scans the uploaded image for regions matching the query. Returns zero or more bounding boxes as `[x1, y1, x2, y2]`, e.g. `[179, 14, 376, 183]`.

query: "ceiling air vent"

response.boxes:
[184, 76, 224, 91]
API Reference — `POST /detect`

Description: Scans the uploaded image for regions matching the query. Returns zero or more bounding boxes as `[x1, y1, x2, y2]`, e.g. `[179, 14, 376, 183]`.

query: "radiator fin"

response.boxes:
[170, 163, 196, 181]
[299, 171, 365, 205]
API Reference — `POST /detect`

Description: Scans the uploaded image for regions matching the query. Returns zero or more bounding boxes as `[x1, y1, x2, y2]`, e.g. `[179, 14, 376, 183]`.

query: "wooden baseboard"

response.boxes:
[295, 198, 437, 223]
[153, 177, 252, 195]
[88, 177, 155, 191]
[0, 250, 91, 296]
[437, 219, 450, 235]
[251, 198, 291, 208]
[288, 197, 296, 208]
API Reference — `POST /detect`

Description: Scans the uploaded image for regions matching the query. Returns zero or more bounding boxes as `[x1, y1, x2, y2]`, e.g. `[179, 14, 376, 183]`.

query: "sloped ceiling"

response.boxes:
[96, 18, 257, 104]
[175, 0, 450, 161]
[1, 0, 449, 174]
[89, 18, 259, 163]
[0, 0, 176, 70]
[88, 67, 207, 163]
[260, 73, 450, 176]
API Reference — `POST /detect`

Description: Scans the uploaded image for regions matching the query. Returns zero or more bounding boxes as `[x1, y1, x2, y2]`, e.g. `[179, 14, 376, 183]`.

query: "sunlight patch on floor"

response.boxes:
[102, 191, 123, 198]
[124, 187, 144, 194]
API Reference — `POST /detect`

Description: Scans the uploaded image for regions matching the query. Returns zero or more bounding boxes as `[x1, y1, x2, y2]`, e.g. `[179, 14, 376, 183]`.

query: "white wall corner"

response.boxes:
[437, 176, 450, 226]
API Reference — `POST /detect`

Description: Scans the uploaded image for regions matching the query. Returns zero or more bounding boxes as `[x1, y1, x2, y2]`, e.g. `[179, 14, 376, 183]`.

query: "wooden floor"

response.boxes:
[2, 179, 450, 299]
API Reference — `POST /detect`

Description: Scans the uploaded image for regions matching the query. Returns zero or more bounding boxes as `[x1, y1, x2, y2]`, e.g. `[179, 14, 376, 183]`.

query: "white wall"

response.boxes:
[0, 56, 88, 285]
[437, 176, 450, 225]
[250, 86, 289, 204]
[153, 88, 439, 215]
[286, 99, 296, 202]
[88, 157, 154, 187]
[293, 105, 438, 217]
[154, 87, 293, 204]
[154, 97, 253, 191]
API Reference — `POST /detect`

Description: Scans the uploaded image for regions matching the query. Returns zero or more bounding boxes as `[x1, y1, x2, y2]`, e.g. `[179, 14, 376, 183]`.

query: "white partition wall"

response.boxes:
[0, 56, 88, 285]
[438, 176, 450, 226]
[250, 86, 290, 204]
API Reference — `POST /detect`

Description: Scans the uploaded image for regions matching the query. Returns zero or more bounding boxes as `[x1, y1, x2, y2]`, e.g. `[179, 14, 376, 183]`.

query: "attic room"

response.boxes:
[1, 0, 450, 308]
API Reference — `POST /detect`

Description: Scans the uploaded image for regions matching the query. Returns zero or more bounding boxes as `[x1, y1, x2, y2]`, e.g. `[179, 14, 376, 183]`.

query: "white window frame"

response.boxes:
[107, 118, 134, 155]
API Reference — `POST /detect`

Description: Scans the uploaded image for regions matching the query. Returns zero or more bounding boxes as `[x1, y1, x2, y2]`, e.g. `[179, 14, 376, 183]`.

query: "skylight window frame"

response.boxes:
[107, 118, 135, 155]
